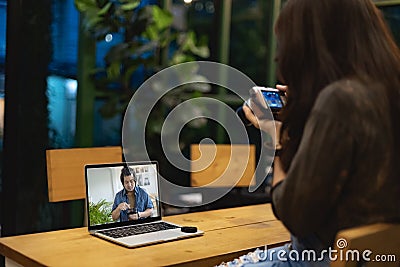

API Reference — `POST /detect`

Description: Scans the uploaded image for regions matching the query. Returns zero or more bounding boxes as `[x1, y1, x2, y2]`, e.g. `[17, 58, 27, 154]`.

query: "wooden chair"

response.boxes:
[190, 144, 256, 187]
[46, 146, 123, 226]
[331, 223, 400, 267]
[46, 146, 123, 202]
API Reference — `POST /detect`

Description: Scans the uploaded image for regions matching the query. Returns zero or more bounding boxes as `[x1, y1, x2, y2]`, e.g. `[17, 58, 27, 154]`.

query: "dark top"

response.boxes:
[271, 79, 400, 248]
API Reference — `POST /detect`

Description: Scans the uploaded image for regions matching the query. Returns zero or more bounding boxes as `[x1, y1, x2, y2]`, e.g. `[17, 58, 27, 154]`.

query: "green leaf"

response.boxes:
[151, 5, 173, 30]
[190, 45, 210, 58]
[98, 2, 112, 16]
[107, 62, 121, 80]
[170, 53, 193, 65]
[121, 1, 140, 11]
[74, 0, 98, 12]
[145, 25, 159, 40]
[177, 31, 210, 58]
[89, 199, 113, 225]
[179, 31, 195, 50]
[85, 14, 103, 29]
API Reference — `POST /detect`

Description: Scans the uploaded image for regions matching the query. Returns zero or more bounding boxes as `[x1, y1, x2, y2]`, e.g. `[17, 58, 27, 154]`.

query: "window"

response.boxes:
[379, 4, 400, 45]
[0, 0, 6, 148]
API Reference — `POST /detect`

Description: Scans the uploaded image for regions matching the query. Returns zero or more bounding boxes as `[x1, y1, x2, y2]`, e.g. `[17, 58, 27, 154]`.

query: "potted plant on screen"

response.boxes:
[89, 199, 114, 225]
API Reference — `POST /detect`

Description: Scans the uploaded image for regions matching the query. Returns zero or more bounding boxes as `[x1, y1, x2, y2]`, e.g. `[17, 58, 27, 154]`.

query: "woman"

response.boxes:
[220, 0, 400, 266]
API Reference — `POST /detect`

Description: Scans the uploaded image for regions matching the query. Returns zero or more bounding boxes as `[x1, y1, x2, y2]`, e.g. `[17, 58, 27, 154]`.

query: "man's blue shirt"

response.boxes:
[112, 186, 153, 222]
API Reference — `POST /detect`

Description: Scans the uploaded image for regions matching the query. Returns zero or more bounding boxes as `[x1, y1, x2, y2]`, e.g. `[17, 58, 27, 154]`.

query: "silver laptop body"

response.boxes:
[85, 161, 203, 248]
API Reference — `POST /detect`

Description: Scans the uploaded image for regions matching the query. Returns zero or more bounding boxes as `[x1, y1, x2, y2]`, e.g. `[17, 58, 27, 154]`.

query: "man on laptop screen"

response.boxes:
[87, 162, 160, 226]
[111, 166, 153, 222]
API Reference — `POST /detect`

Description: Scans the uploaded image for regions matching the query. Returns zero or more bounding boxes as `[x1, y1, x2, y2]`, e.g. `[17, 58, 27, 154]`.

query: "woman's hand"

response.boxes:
[276, 84, 288, 106]
[244, 84, 287, 186]
[276, 84, 288, 92]
[242, 84, 287, 149]
[242, 104, 260, 129]
[242, 105, 282, 150]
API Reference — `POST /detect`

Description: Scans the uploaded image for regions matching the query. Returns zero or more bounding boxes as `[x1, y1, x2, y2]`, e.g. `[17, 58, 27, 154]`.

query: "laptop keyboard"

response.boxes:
[98, 222, 180, 238]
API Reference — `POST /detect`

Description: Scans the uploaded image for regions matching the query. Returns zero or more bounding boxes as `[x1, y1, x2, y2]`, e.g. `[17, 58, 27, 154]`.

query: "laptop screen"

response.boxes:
[85, 162, 161, 228]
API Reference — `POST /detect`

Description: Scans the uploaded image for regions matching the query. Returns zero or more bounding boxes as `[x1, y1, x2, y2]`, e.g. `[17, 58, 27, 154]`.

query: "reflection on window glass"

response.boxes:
[379, 5, 400, 46]
[49, 0, 79, 148]
[173, 0, 272, 92]
[51, 0, 79, 77]
[47, 76, 77, 148]
[0, 74, 3, 148]
[49, 0, 128, 147]
[0, 1, 6, 147]
[230, 1, 271, 86]
[173, 0, 218, 60]
[0, 1, 6, 68]
[94, 99, 122, 147]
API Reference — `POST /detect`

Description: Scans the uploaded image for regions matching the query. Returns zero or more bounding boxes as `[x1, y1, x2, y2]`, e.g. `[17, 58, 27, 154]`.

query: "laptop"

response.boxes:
[85, 161, 204, 248]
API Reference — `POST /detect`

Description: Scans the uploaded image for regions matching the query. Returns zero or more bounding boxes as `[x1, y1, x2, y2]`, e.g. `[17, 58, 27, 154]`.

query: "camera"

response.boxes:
[236, 86, 285, 124]
[127, 208, 137, 215]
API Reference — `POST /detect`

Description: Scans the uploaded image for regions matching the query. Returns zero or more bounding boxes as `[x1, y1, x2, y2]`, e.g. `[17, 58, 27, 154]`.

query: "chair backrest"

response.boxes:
[190, 144, 256, 187]
[331, 223, 400, 267]
[46, 146, 123, 202]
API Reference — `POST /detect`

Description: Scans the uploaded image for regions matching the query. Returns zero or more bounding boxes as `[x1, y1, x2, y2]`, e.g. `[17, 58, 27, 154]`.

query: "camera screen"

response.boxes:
[261, 91, 283, 109]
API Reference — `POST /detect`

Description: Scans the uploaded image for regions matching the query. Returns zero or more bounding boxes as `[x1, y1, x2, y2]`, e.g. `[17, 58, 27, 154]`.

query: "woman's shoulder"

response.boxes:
[313, 78, 388, 121]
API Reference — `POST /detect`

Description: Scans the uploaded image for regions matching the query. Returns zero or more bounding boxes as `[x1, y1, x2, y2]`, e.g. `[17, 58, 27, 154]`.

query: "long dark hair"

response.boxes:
[275, 0, 400, 172]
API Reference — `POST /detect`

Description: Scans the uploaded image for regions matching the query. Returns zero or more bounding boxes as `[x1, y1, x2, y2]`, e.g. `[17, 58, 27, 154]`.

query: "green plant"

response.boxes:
[74, 0, 211, 158]
[89, 199, 113, 225]
[74, 0, 210, 118]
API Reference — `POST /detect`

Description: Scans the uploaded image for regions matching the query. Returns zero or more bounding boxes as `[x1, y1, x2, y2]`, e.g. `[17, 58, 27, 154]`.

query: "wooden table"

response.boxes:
[0, 204, 290, 267]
